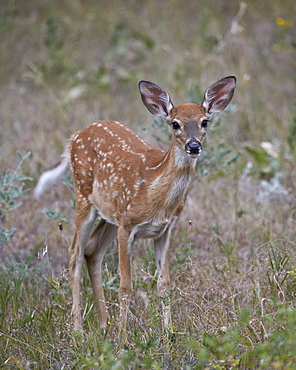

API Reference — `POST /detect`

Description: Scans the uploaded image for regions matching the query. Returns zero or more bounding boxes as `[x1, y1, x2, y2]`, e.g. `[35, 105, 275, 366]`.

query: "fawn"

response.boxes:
[34, 76, 236, 333]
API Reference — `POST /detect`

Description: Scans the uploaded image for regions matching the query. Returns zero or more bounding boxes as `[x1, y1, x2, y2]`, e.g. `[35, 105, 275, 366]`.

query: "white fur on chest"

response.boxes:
[166, 173, 191, 206]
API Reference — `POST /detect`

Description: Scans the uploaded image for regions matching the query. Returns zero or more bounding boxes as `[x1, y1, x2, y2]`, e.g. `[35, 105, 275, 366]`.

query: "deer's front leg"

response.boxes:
[117, 226, 133, 334]
[154, 220, 176, 330]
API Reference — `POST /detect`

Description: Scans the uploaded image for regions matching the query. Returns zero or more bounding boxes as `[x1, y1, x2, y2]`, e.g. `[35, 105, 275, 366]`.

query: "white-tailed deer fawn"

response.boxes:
[34, 76, 236, 333]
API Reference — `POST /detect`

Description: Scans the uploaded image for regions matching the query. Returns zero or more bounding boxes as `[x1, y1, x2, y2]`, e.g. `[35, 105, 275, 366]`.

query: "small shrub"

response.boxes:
[0, 152, 32, 245]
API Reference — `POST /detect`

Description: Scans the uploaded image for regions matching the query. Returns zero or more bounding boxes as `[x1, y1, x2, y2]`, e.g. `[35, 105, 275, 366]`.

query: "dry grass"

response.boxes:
[1, 0, 296, 368]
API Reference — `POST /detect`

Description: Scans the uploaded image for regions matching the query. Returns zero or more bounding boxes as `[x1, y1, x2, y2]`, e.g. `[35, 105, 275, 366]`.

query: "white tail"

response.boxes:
[35, 77, 236, 333]
[34, 152, 70, 199]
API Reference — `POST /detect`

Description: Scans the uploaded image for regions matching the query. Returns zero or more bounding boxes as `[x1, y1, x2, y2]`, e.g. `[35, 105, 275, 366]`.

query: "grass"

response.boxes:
[1, 0, 296, 368]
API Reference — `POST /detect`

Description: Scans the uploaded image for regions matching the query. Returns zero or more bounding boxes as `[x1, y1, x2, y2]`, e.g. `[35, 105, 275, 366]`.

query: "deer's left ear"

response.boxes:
[139, 81, 174, 120]
[202, 76, 236, 116]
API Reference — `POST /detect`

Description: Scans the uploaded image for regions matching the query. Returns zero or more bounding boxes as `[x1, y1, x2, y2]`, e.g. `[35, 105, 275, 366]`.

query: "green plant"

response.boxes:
[266, 247, 296, 303]
[245, 305, 296, 369]
[0, 152, 32, 244]
[287, 105, 296, 159]
[42, 207, 69, 223]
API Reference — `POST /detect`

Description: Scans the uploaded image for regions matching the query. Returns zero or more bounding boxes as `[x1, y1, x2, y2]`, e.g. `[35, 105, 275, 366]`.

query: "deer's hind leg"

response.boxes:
[85, 219, 118, 331]
[69, 201, 97, 331]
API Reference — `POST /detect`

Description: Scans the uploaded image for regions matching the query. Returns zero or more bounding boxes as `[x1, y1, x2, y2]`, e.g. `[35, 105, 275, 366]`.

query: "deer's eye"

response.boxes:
[201, 119, 209, 128]
[172, 121, 180, 130]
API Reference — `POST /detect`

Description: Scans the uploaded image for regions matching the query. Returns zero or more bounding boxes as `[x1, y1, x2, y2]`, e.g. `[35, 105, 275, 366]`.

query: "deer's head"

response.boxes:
[139, 76, 236, 158]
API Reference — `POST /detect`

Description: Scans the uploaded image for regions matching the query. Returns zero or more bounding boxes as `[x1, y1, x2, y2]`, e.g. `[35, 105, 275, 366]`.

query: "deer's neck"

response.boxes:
[147, 144, 197, 177]
[145, 144, 197, 209]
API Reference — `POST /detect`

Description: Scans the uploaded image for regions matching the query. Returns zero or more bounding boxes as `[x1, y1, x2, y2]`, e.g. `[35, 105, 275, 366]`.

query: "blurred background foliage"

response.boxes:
[0, 0, 295, 169]
[0, 0, 296, 368]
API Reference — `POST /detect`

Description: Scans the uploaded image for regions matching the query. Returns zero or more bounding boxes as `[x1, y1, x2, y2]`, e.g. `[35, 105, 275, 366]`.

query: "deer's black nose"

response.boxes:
[185, 141, 202, 155]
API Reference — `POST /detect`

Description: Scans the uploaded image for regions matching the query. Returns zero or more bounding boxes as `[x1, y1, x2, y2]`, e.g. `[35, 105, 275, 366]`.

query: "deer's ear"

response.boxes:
[202, 76, 236, 116]
[139, 81, 174, 120]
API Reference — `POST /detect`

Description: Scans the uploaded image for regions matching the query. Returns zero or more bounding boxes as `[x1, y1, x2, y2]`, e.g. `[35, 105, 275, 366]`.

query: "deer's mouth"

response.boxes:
[186, 152, 201, 159]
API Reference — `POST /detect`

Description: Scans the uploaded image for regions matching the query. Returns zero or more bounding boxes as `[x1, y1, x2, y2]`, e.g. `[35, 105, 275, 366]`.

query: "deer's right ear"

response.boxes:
[139, 81, 174, 120]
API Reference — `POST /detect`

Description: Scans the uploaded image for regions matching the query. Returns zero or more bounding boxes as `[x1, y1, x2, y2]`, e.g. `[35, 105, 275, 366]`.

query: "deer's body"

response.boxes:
[34, 77, 236, 333]
[71, 120, 195, 232]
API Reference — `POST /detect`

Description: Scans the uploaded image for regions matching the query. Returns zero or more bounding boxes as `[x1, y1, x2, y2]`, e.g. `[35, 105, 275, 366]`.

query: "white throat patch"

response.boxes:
[174, 146, 197, 168]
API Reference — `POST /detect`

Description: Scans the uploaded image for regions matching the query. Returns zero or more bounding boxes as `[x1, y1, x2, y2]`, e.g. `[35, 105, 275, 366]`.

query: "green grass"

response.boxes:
[1, 242, 296, 368]
[1, 0, 296, 368]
